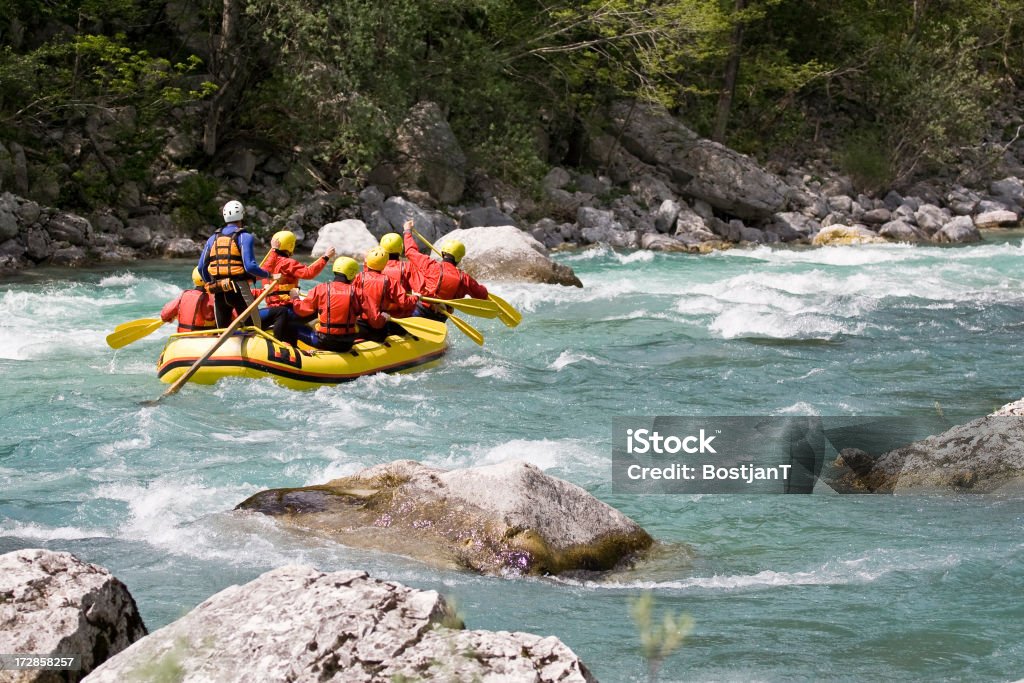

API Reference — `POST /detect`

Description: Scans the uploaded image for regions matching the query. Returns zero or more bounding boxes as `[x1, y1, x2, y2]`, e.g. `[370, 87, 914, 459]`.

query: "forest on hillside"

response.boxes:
[1, 0, 1022, 217]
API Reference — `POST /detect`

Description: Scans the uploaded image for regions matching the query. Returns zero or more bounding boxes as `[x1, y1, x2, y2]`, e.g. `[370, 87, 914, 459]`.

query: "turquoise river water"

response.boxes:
[2, 237, 1024, 682]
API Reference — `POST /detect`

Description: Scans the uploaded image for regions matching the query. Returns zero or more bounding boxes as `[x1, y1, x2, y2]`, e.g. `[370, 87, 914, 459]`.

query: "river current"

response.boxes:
[2, 237, 1023, 682]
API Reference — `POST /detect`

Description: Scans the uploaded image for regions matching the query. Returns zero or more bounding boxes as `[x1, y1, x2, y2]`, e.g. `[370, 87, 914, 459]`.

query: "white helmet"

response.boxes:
[222, 200, 244, 224]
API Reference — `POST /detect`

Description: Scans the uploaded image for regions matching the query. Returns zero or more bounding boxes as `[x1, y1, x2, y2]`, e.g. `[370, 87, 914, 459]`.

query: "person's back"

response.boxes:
[288, 257, 361, 352]
[161, 268, 215, 333]
[401, 220, 487, 320]
[354, 247, 417, 340]
[380, 232, 416, 318]
[197, 200, 270, 328]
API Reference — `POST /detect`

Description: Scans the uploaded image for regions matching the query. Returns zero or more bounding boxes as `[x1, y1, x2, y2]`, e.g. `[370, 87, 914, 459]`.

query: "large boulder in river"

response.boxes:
[436, 225, 583, 287]
[236, 460, 651, 576]
[312, 219, 378, 259]
[601, 100, 792, 220]
[84, 566, 597, 683]
[0, 549, 147, 682]
[823, 413, 1024, 493]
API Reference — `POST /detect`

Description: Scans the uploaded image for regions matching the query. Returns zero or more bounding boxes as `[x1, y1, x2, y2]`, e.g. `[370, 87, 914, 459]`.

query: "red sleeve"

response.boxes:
[291, 284, 322, 318]
[160, 294, 182, 323]
[279, 255, 328, 281]
[460, 272, 489, 300]
[404, 231, 434, 271]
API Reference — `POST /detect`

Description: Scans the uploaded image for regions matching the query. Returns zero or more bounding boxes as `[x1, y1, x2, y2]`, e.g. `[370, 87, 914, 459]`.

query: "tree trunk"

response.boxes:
[203, 0, 243, 156]
[711, 0, 748, 144]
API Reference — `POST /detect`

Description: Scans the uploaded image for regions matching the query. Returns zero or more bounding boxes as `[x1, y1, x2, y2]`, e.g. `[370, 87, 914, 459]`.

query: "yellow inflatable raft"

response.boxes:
[156, 326, 448, 390]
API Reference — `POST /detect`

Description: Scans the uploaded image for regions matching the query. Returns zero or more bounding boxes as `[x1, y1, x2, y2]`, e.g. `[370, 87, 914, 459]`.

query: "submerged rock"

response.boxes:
[84, 566, 597, 683]
[0, 549, 147, 682]
[236, 460, 651, 576]
[437, 225, 583, 287]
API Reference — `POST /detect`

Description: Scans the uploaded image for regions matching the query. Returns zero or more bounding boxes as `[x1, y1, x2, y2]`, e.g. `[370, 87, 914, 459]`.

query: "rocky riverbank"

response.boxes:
[0, 549, 597, 682]
[2, 100, 1022, 278]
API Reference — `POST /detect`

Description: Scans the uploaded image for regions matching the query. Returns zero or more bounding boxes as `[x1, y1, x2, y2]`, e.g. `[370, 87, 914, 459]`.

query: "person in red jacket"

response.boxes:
[353, 246, 419, 341]
[379, 232, 417, 318]
[402, 219, 488, 321]
[160, 268, 216, 333]
[257, 230, 336, 344]
[288, 257, 361, 352]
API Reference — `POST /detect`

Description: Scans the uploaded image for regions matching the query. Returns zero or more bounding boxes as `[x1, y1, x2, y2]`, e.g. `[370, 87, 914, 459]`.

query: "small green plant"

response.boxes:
[836, 127, 892, 193]
[630, 591, 692, 683]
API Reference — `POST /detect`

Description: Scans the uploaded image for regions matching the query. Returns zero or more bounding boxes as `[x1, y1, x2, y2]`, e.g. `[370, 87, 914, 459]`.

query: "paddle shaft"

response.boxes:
[420, 296, 500, 318]
[148, 281, 278, 403]
[439, 309, 484, 346]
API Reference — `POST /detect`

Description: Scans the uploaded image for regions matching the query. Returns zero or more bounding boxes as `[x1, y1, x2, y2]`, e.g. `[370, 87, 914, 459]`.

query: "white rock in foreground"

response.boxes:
[0, 549, 147, 682]
[84, 566, 597, 683]
[437, 225, 583, 286]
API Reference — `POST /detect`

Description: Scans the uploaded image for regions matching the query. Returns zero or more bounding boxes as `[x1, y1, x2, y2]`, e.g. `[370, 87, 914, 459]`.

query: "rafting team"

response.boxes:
[161, 200, 487, 353]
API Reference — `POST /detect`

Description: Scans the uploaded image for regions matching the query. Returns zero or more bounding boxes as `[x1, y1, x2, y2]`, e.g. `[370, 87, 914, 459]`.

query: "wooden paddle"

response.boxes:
[142, 281, 279, 405]
[106, 320, 166, 349]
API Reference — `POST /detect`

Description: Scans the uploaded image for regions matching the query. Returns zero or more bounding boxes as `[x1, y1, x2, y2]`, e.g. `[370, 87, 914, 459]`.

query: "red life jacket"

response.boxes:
[316, 281, 358, 336]
[434, 261, 462, 300]
[261, 252, 298, 307]
[207, 227, 246, 278]
[177, 289, 215, 333]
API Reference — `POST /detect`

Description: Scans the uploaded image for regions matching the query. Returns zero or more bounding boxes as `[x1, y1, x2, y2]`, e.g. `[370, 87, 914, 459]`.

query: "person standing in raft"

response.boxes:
[197, 200, 272, 328]
[402, 219, 488, 321]
[288, 257, 362, 352]
[379, 232, 417, 319]
[257, 230, 336, 345]
[353, 246, 419, 341]
[160, 267, 216, 333]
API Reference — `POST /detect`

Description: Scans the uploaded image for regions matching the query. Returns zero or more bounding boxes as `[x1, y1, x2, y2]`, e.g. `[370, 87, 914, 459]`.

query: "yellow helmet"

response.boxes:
[332, 256, 359, 280]
[380, 232, 403, 255]
[440, 239, 466, 263]
[272, 230, 296, 253]
[364, 247, 388, 272]
[191, 267, 203, 286]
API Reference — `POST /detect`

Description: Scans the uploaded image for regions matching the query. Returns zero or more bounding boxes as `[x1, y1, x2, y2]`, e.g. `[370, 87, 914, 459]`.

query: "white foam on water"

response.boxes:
[210, 429, 285, 444]
[98, 272, 143, 287]
[615, 250, 655, 264]
[548, 350, 607, 371]
[304, 456, 365, 485]
[774, 402, 822, 416]
[1, 521, 110, 540]
[557, 245, 612, 262]
[98, 409, 155, 456]
[777, 368, 825, 384]
[425, 438, 606, 476]
[727, 243, 923, 267]
[556, 552, 961, 591]
[709, 308, 866, 340]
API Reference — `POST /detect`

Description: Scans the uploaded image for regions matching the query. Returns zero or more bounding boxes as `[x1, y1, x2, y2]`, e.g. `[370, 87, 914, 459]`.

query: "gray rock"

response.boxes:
[222, 147, 258, 182]
[707, 216, 740, 242]
[358, 185, 385, 219]
[641, 233, 687, 252]
[878, 220, 927, 242]
[24, 227, 50, 261]
[974, 210, 1019, 228]
[46, 213, 92, 246]
[262, 155, 289, 175]
[438, 225, 582, 287]
[653, 199, 680, 233]
[0, 207, 17, 241]
[162, 127, 196, 161]
[1, 549, 146, 681]
[892, 204, 917, 222]
[577, 206, 624, 234]
[820, 175, 854, 197]
[10, 142, 29, 195]
[812, 224, 887, 246]
[51, 245, 88, 266]
[375, 196, 439, 241]
[544, 187, 585, 220]
[393, 101, 466, 204]
[84, 566, 596, 683]
[914, 204, 949, 235]
[989, 176, 1024, 204]
[691, 198, 715, 222]
[575, 173, 610, 196]
[882, 190, 904, 211]
[674, 204, 709, 236]
[163, 237, 202, 257]
[542, 167, 571, 192]
[933, 215, 981, 243]
[825, 415, 1024, 493]
[629, 173, 674, 208]
[946, 188, 978, 216]
[772, 211, 820, 235]
[15, 198, 40, 225]
[121, 225, 152, 249]
[92, 213, 123, 234]
[861, 207, 892, 225]
[605, 100, 792, 219]
[738, 226, 765, 243]
[262, 184, 290, 209]
[0, 143, 12, 191]
[238, 459, 649, 576]
[976, 199, 1014, 215]
[459, 206, 516, 229]
[0, 238, 26, 259]
[827, 195, 854, 213]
